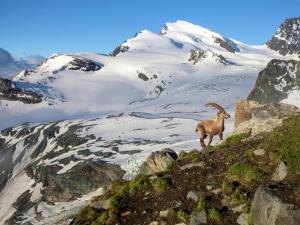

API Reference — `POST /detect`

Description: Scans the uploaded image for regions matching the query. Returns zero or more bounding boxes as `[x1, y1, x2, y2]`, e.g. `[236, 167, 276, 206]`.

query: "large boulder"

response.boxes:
[234, 100, 299, 135]
[251, 186, 300, 225]
[139, 148, 178, 175]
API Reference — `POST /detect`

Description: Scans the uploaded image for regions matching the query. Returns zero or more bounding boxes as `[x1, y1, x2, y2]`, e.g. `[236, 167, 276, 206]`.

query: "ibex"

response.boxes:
[196, 103, 230, 147]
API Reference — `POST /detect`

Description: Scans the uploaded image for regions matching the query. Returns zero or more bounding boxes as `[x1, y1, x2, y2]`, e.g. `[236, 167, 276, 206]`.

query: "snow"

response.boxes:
[281, 90, 300, 107]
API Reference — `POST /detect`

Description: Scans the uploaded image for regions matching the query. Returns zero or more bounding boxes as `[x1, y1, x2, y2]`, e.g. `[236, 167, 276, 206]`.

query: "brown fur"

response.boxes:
[196, 104, 230, 147]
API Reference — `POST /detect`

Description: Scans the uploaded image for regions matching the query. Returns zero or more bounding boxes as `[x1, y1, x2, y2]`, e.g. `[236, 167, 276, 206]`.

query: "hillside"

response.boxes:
[72, 112, 300, 225]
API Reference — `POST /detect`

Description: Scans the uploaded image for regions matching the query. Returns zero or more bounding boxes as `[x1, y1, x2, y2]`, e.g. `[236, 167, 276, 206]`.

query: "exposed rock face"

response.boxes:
[0, 77, 42, 104]
[139, 148, 178, 175]
[266, 18, 300, 56]
[0, 121, 125, 224]
[110, 44, 130, 57]
[271, 161, 288, 182]
[251, 186, 300, 225]
[234, 100, 300, 135]
[214, 37, 239, 53]
[67, 58, 102, 71]
[188, 49, 231, 65]
[247, 59, 300, 104]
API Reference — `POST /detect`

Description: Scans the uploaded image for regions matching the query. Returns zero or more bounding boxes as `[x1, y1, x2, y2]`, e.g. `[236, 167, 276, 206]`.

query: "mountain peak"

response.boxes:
[266, 17, 300, 56]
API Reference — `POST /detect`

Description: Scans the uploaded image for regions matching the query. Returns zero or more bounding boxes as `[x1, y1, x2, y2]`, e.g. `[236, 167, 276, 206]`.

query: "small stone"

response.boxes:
[121, 211, 131, 217]
[210, 188, 221, 195]
[149, 222, 159, 225]
[189, 209, 207, 225]
[253, 148, 265, 156]
[187, 191, 199, 202]
[272, 161, 288, 182]
[206, 185, 213, 191]
[237, 213, 249, 225]
[176, 223, 186, 225]
[232, 204, 247, 213]
[159, 209, 169, 218]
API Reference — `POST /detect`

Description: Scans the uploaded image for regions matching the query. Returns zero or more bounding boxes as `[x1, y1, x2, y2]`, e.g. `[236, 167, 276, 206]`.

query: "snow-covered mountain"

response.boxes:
[0, 48, 44, 78]
[0, 19, 299, 224]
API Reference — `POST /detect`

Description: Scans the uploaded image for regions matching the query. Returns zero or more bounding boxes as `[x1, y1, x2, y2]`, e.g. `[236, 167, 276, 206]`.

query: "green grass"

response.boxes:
[222, 181, 234, 195]
[208, 208, 221, 224]
[176, 209, 190, 222]
[227, 162, 263, 184]
[219, 133, 249, 148]
[247, 209, 254, 225]
[151, 176, 172, 193]
[230, 188, 249, 206]
[72, 206, 109, 225]
[259, 115, 300, 174]
[179, 149, 199, 162]
[196, 197, 206, 211]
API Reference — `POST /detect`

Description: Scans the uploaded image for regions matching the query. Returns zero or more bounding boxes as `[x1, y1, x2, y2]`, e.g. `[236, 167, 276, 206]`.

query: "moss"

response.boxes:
[259, 115, 300, 174]
[72, 206, 100, 225]
[246, 148, 254, 159]
[196, 197, 206, 211]
[219, 133, 249, 148]
[247, 209, 254, 225]
[180, 150, 200, 162]
[222, 181, 234, 195]
[230, 188, 249, 206]
[151, 176, 172, 193]
[208, 208, 221, 224]
[227, 162, 263, 184]
[176, 209, 190, 222]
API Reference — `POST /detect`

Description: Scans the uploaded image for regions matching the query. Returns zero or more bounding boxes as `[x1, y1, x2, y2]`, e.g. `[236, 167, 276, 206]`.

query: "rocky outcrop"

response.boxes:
[188, 49, 231, 65]
[139, 148, 178, 175]
[247, 59, 300, 104]
[234, 100, 299, 135]
[0, 77, 42, 104]
[251, 186, 300, 225]
[214, 37, 239, 53]
[67, 58, 102, 71]
[110, 44, 130, 57]
[266, 18, 300, 56]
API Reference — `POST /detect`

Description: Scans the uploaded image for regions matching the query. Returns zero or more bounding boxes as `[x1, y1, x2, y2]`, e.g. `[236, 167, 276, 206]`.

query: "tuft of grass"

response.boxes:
[259, 115, 300, 174]
[179, 150, 199, 162]
[247, 209, 254, 225]
[230, 188, 249, 206]
[176, 210, 190, 222]
[151, 176, 172, 193]
[208, 208, 221, 224]
[227, 163, 263, 184]
[196, 197, 206, 211]
[72, 206, 106, 225]
[109, 175, 150, 208]
[222, 181, 234, 195]
[219, 133, 249, 148]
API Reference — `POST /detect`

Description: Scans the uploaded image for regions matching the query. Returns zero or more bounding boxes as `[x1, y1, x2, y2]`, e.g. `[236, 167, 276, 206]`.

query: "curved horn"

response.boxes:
[205, 102, 226, 112]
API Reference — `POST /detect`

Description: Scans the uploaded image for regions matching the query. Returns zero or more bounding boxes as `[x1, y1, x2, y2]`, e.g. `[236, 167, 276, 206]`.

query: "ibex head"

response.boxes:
[205, 102, 230, 119]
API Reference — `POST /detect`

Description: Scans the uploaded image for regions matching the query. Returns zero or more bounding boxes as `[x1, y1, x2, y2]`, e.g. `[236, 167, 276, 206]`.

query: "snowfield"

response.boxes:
[0, 20, 299, 224]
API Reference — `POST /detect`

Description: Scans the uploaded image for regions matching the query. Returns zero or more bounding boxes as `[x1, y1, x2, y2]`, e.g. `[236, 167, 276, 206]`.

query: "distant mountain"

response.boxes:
[0, 48, 44, 78]
[266, 18, 300, 56]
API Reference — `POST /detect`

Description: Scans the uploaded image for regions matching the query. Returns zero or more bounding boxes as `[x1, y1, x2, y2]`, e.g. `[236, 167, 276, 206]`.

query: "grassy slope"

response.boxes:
[72, 114, 300, 225]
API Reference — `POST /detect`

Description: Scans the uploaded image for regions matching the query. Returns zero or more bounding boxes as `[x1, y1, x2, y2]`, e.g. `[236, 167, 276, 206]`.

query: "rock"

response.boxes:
[251, 186, 300, 225]
[89, 199, 111, 210]
[206, 186, 213, 191]
[186, 191, 199, 202]
[266, 18, 300, 56]
[253, 149, 265, 156]
[234, 100, 300, 135]
[111, 44, 130, 56]
[159, 209, 169, 218]
[237, 213, 249, 225]
[188, 48, 231, 65]
[214, 37, 239, 53]
[210, 188, 221, 195]
[0, 77, 42, 104]
[232, 204, 247, 213]
[149, 222, 159, 225]
[272, 161, 288, 182]
[121, 211, 131, 217]
[180, 162, 204, 170]
[189, 209, 207, 225]
[139, 148, 178, 175]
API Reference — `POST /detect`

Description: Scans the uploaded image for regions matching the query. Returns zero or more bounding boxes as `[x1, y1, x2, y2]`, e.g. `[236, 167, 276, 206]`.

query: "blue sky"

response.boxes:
[1, 0, 299, 57]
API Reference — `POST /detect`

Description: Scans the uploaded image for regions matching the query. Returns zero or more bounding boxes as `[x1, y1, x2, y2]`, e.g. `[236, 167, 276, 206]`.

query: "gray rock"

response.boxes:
[272, 161, 288, 182]
[189, 209, 207, 225]
[253, 149, 265, 156]
[237, 213, 249, 225]
[159, 209, 169, 218]
[251, 186, 300, 225]
[186, 191, 199, 202]
[139, 148, 178, 175]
